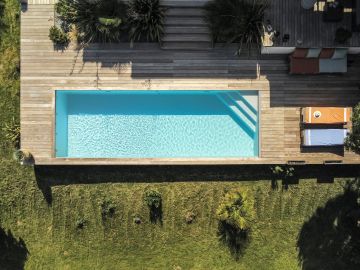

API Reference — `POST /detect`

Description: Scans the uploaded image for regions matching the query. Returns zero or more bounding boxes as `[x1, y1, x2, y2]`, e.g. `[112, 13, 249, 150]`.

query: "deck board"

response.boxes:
[20, 4, 360, 165]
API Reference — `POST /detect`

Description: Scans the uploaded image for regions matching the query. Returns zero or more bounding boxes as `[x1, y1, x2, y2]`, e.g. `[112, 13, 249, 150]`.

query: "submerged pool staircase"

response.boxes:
[216, 92, 258, 137]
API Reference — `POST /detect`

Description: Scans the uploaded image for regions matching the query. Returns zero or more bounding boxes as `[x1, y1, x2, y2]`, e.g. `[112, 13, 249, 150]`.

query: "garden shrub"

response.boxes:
[127, 0, 165, 46]
[184, 211, 196, 224]
[76, 217, 87, 229]
[48, 26, 69, 46]
[204, 0, 267, 55]
[100, 199, 116, 220]
[345, 103, 360, 154]
[55, 0, 127, 44]
[12, 149, 33, 165]
[144, 189, 162, 223]
[217, 190, 254, 232]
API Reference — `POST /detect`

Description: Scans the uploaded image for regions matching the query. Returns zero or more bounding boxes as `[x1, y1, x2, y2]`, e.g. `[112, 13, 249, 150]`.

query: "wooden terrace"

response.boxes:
[21, 2, 360, 165]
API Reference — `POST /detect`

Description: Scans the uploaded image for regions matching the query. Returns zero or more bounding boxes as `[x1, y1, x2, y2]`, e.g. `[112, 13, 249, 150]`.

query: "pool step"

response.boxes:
[226, 92, 257, 124]
[217, 93, 257, 135]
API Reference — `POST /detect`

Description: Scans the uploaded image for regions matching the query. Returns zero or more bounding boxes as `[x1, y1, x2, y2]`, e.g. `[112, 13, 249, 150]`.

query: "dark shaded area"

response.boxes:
[0, 227, 29, 270]
[297, 179, 360, 270]
[34, 164, 360, 205]
[149, 204, 163, 225]
[80, 43, 260, 79]
[218, 221, 249, 260]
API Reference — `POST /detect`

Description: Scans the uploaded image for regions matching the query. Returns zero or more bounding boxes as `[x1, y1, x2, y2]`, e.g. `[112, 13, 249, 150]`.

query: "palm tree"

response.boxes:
[204, 0, 267, 55]
[127, 0, 165, 47]
[55, 0, 127, 44]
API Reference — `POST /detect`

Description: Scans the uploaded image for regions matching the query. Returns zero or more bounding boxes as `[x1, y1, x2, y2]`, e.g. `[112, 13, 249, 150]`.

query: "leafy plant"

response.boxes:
[100, 199, 116, 220]
[49, 26, 69, 46]
[345, 103, 360, 154]
[55, 0, 127, 44]
[144, 189, 162, 209]
[127, 0, 165, 46]
[76, 217, 87, 229]
[144, 190, 162, 223]
[270, 165, 295, 179]
[2, 117, 20, 148]
[204, 0, 267, 55]
[12, 149, 32, 164]
[184, 211, 196, 224]
[217, 190, 254, 232]
[335, 27, 352, 44]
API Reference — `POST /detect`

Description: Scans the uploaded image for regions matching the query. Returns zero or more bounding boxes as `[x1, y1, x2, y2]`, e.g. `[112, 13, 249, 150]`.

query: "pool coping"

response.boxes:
[50, 88, 262, 163]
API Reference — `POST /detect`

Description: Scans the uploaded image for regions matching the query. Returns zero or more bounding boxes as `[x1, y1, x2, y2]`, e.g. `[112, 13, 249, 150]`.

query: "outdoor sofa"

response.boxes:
[289, 48, 347, 74]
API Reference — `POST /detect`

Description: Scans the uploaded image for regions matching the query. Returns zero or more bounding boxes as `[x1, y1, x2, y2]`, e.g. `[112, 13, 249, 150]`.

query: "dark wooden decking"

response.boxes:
[21, 2, 360, 165]
[266, 0, 360, 47]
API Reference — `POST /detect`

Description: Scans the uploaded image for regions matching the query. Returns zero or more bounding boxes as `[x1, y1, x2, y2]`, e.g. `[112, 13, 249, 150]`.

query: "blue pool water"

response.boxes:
[55, 90, 259, 158]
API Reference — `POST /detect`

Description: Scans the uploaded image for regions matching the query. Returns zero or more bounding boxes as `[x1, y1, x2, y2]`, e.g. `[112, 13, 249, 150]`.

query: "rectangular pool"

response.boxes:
[55, 90, 259, 158]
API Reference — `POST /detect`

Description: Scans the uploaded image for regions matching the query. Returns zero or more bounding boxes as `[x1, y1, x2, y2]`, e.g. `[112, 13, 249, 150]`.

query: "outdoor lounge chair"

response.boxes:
[301, 107, 351, 124]
[302, 129, 348, 147]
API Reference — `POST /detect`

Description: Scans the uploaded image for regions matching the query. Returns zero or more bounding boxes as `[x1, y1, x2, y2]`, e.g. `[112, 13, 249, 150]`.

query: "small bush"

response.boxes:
[2, 117, 20, 148]
[144, 190, 162, 209]
[217, 190, 254, 232]
[335, 27, 352, 44]
[270, 165, 294, 179]
[13, 149, 32, 164]
[204, 0, 267, 55]
[127, 0, 166, 46]
[100, 199, 116, 220]
[346, 103, 360, 154]
[76, 217, 87, 229]
[144, 190, 162, 223]
[55, 0, 127, 44]
[185, 211, 196, 224]
[49, 26, 69, 46]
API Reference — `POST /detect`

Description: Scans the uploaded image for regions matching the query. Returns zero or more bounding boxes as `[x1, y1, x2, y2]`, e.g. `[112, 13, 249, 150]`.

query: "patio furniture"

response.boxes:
[289, 48, 347, 74]
[301, 0, 317, 9]
[301, 107, 351, 124]
[323, 1, 344, 22]
[302, 129, 348, 146]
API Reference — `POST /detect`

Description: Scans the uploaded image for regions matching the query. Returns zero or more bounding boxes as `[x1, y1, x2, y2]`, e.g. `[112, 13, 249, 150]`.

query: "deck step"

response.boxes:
[162, 4, 211, 51]
[162, 41, 212, 50]
[166, 7, 205, 17]
[163, 34, 211, 42]
[165, 26, 210, 34]
[165, 17, 207, 26]
[161, 0, 208, 8]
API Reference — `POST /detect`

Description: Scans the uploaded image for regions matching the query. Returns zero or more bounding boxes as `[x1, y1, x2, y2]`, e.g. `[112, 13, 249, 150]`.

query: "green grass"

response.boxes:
[0, 1, 359, 269]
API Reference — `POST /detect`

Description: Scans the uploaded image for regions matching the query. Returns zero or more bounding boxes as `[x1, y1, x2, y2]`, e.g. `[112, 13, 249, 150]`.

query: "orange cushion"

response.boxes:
[319, 48, 335, 58]
[292, 48, 308, 58]
[290, 58, 319, 74]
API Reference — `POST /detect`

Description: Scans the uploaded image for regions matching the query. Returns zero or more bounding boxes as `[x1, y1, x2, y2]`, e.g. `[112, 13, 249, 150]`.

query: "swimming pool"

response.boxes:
[55, 90, 259, 158]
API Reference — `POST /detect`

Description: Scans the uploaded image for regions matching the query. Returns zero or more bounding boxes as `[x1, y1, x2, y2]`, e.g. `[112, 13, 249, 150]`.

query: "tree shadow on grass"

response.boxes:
[297, 179, 360, 270]
[0, 227, 29, 270]
[217, 221, 249, 260]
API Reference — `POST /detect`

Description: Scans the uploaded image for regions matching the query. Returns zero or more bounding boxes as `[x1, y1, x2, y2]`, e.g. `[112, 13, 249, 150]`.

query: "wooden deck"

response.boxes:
[21, 3, 360, 165]
[266, 0, 360, 47]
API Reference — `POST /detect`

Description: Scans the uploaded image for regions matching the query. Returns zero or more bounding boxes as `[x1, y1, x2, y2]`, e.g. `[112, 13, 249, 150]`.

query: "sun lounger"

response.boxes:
[302, 129, 348, 147]
[302, 107, 351, 124]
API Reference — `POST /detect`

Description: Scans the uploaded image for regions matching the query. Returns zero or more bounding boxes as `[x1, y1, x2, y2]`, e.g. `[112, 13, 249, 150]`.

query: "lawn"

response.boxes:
[0, 1, 359, 269]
